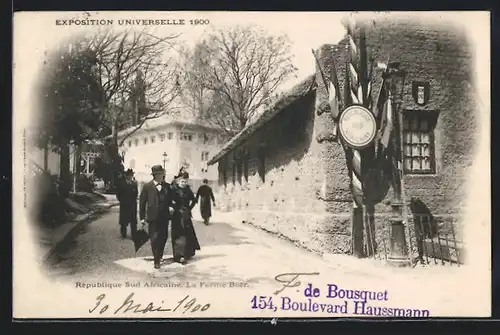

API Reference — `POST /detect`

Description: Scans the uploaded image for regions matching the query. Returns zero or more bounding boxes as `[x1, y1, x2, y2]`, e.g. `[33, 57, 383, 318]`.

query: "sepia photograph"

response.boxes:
[13, 11, 490, 318]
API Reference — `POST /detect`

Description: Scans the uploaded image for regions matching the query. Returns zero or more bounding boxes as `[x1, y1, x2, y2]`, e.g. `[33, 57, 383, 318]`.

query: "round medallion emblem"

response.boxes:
[338, 105, 377, 149]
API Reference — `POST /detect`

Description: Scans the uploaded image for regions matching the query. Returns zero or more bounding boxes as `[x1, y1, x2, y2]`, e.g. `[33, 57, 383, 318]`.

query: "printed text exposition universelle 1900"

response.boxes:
[54, 18, 210, 26]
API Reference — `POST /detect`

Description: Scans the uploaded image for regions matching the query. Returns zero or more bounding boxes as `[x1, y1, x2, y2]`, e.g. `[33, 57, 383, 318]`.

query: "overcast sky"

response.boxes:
[17, 11, 488, 124]
[25, 12, 347, 95]
[168, 12, 348, 92]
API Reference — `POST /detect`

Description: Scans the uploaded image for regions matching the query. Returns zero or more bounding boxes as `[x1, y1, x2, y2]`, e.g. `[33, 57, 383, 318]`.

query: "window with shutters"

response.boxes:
[201, 151, 209, 173]
[180, 132, 193, 141]
[201, 151, 209, 161]
[403, 113, 436, 174]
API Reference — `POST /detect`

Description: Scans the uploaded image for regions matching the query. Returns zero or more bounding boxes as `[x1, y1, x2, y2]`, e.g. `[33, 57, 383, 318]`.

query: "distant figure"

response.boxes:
[139, 165, 176, 269]
[116, 169, 138, 239]
[196, 179, 216, 225]
[171, 172, 201, 265]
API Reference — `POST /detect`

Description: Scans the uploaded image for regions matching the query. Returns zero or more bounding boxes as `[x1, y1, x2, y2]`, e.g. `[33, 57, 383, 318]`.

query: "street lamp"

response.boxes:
[381, 62, 410, 267]
[162, 152, 168, 170]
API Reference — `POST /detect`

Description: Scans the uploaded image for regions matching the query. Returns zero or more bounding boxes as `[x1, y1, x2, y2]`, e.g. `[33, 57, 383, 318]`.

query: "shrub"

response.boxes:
[30, 172, 66, 229]
[75, 173, 95, 193]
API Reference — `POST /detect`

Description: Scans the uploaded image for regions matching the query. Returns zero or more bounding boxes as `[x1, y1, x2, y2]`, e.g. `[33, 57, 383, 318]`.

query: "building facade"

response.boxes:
[118, 119, 223, 190]
[208, 19, 478, 257]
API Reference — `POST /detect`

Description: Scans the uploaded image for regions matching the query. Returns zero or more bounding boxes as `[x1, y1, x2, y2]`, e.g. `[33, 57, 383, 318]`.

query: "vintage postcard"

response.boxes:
[13, 11, 491, 319]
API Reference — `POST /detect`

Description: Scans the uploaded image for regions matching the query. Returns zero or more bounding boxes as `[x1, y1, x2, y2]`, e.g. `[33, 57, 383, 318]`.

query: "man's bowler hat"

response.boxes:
[151, 165, 165, 175]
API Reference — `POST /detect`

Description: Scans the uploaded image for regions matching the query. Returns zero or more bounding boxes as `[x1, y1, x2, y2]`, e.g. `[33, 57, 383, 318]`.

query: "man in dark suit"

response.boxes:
[117, 169, 138, 239]
[139, 165, 176, 269]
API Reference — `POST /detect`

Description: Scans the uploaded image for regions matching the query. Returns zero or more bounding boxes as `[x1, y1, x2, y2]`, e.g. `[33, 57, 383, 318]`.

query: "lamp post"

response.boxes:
[162, 152, 168, 170]
[382, 62, 411, 267]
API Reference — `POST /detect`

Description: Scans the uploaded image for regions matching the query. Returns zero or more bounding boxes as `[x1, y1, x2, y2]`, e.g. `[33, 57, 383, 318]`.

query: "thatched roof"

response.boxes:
[207, 74, 317, 165]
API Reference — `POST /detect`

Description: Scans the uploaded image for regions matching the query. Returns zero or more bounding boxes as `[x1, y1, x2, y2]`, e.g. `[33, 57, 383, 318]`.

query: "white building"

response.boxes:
[117, 119, 223, 190]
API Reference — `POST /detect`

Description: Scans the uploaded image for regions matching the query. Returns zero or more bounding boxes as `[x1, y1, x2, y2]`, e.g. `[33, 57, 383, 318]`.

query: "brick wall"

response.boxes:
[214, 19, 477, 256]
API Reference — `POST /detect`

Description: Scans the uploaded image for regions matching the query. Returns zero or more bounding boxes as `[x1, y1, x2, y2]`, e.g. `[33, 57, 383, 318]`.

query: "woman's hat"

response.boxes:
[174, 166, 186, 179]
[125, 169, 134, 176]
[151, 165, 165, 175]
[179, 171, 190, 179]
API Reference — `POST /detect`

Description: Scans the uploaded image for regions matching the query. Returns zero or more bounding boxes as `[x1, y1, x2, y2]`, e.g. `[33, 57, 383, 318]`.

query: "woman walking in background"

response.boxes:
[171, 171, 201, 264]
[196, 179, 215, 225]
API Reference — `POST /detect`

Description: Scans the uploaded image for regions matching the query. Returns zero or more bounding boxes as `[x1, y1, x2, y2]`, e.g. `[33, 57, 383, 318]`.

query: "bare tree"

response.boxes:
[79, 28, 181, 147]
[179, 25, 297, 137]
[72, 29, 182, 189]
[177, 44, 211, 121]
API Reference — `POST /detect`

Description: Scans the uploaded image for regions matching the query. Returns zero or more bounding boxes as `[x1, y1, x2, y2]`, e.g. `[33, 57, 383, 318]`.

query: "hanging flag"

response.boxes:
[328, 52, 342, 137]
[379, 95, 394, 150]
[311, 49, 330, 95]
[344, 56, 352, 107]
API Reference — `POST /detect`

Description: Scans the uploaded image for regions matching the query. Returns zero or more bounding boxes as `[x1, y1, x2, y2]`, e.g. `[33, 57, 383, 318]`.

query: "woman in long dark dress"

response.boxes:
[171, 172, 201, 264]
[195, 179, 215, 225]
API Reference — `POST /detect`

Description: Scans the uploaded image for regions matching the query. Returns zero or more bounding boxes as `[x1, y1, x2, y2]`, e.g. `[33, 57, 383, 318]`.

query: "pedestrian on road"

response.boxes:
[139, 165, 176, 269]
[117, 169, 138, 239]
[195, 179, 216, 225]
[171, 171, 201, 265]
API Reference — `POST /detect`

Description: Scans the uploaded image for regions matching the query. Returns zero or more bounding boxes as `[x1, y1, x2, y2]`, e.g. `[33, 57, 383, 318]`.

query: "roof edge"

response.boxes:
[207, 75, 317, 165]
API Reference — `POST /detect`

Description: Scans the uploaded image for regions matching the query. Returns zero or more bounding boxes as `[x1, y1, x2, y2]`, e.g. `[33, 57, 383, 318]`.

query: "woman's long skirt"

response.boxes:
[171, 212, 201, 261]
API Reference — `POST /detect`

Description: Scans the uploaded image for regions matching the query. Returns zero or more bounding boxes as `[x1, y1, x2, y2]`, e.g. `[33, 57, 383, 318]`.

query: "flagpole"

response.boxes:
[343, 19, 366, 258]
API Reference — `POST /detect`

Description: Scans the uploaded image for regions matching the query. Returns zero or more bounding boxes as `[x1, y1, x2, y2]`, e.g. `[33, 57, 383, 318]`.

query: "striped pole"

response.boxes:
[344, 17, 376, 257]
[359, 24, 376, 257]
[345, 19, 364, 208]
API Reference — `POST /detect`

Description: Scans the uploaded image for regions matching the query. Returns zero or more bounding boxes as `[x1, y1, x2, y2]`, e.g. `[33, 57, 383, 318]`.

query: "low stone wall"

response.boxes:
[238, 210, 352, 254]
[226, 208, 463, 259]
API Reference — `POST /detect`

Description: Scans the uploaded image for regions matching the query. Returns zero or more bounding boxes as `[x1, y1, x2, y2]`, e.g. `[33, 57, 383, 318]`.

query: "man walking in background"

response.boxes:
[139, 165, 176, 269]
[117, 169, 138, 239]
[195, 179, 215, 225]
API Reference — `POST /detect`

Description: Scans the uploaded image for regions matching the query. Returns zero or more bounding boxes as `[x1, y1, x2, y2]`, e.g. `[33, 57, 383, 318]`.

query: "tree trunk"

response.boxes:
[111, 122, 118, 189]
[73, 144, 82, 192]
[59, 144, 71, 198]
[107, 119, 124, 192]
[43, 140, 49, 172]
